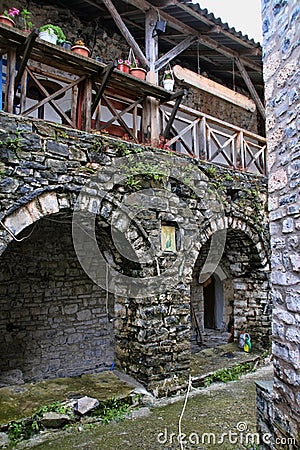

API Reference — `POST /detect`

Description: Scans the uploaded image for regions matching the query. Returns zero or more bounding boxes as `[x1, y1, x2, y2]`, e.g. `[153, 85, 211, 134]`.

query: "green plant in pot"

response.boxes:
[20, 9, 33, 32]
[128, 49, 147, 80]
[162, 69, 175, 91]
[39, 24, 66, 45]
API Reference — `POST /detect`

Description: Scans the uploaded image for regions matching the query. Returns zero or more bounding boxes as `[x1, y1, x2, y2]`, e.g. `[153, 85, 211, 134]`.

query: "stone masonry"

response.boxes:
[257, 0, 300, 447]
[0, 112, 270, 395]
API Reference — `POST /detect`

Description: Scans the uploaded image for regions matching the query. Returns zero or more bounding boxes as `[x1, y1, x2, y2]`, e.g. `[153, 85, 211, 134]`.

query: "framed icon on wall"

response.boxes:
[161, 225, 176, 252]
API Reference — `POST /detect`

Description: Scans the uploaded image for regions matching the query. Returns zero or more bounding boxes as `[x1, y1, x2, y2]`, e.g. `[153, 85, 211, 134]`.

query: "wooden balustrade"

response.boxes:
[0, 25, 266, 175]
[160, 103, 267, 175]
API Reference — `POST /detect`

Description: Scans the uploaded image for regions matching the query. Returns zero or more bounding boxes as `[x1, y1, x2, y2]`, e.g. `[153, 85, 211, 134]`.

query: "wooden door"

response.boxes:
[204, 277, 215, 329]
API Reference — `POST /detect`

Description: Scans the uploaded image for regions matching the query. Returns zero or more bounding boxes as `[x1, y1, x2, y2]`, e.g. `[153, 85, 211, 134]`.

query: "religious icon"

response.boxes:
[161, 225, 176, 252]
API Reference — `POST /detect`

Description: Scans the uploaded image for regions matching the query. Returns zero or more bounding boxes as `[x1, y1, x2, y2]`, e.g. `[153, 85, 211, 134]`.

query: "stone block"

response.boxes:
[41, 412, 70, 428]
[4, 206, 34, 235]
[38, 192, 59, 215]
[76, 309, 92, 321]
[47, 140, 69, 157]
[74, 396, 99, 415]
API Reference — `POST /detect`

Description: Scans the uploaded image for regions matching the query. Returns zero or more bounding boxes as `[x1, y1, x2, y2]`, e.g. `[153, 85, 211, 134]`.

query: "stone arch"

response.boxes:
[190, 213, 270, 349]
[0, 191, 72, 256]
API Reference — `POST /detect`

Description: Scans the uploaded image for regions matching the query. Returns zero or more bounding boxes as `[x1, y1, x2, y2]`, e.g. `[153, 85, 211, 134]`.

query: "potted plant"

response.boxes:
[0, 7, 19, 27]
[39, 24, 66, 45]
[129, 58, 147, 80]
[20, 8, 33, 33]
[60, 40, 72, 50]
[117, 58, 130, 73]
[71, 39, 90, 57]
[162, 69, 175, 91]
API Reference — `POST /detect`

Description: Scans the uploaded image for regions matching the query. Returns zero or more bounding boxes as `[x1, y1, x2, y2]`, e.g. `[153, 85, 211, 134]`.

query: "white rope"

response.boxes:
[232, 58, 236, 91]
[197, 41, 201, 75]
[106, 262, 109, 321]
[0, 219, 38, 242]
[178, 374, 192, 450]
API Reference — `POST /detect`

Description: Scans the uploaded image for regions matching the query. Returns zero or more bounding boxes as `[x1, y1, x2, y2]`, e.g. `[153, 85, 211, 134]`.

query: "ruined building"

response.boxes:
[0, 0, 270, 396]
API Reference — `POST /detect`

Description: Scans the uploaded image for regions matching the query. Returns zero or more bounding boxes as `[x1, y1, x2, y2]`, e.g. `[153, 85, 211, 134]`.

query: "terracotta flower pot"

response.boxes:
[117, 63, 130, 74]
[129, 67, 147, 81]
[0, 15, 15, 27]
[71, 45, 90, 57]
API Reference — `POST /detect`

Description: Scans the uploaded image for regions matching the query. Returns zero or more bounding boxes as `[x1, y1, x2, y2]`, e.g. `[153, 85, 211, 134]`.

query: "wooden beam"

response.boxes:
[123, 0, 262, 73]
[100, 0, 149, 70]
[168, 88, 187, 102]
[235, 57, 265, 120]
[173, 65, 256, 112]
[163, 90, 185, 138]
[155, 35, 197, 72]
[14, 28, 38, 92]
[98, 96, 143, 131]
[176, 4, 261, 52]
[91, 62, 116, 115]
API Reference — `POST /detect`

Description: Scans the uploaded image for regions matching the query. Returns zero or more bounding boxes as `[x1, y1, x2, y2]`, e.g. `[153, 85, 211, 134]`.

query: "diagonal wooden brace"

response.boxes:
[91, 61, 116, 115]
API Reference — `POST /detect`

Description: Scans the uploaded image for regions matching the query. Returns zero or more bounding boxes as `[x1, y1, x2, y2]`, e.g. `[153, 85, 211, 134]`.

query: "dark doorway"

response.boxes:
[204, 277, 215, 329]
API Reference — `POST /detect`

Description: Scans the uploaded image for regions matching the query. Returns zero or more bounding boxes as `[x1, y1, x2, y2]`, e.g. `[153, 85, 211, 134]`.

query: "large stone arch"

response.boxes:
[0, 193, 120, 383]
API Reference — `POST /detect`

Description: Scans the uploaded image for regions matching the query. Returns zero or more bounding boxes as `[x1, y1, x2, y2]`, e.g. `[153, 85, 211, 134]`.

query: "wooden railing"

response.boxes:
[0, 26, 266, 176]
[160, 103, 267, 175]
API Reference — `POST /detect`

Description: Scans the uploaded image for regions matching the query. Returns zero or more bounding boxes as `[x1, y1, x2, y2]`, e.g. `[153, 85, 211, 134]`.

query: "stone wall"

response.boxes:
[177, 81, 261, 134]
[0, 111, 270, 395]
[260, 0, 300, 447]
[256, 380, 274, 449]
[3, 0, 260, 133]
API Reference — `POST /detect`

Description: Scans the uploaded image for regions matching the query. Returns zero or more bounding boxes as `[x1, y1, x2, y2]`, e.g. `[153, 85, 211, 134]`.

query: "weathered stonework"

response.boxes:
[259, 0, 300, 447]
[0, 111, 270, 395]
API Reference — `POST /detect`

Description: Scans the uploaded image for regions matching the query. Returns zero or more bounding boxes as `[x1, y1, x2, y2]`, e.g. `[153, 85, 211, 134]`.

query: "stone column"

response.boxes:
[114, 288, 191, 397]
[260, 0, 300, 447]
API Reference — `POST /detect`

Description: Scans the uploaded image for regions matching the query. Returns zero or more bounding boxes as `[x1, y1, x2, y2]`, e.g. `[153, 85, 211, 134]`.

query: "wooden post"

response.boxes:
[82, 77, 92, 132]
[143, 8, 159, 143]
[235, 57, 266, 120]
[5, 49, 16, 113]
[19, 70, 27, 113]
[199, 116, 206, 159]
[236, 130, 244, 169]
[71, 85, 78, 127]
[145, 8, 158, 84]
[133, 104, 137, 139]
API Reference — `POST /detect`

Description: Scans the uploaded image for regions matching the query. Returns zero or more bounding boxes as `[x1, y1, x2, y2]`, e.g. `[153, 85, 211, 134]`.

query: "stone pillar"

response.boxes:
[260, 0, 300, 447]
[114, 288, 191, 397]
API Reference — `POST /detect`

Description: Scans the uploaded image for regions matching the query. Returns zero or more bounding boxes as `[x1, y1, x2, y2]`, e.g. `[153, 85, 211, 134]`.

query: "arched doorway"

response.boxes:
[0, 211, 116, 383]
[190, 224, 271, 350]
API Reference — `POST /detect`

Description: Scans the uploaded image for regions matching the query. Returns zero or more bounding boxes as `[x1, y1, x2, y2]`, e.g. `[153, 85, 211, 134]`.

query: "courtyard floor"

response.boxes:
[0, 341, 272, 449]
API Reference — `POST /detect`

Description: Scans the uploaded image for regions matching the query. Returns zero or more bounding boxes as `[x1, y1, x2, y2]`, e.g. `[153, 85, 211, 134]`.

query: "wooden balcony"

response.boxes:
[0, 25, 266, 175]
